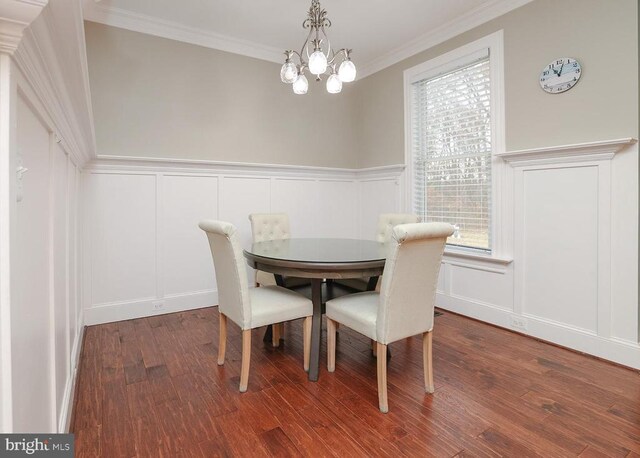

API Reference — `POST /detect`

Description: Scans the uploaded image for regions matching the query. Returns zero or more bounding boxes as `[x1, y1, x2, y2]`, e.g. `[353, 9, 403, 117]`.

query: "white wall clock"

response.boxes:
[539, 57, 582, 93]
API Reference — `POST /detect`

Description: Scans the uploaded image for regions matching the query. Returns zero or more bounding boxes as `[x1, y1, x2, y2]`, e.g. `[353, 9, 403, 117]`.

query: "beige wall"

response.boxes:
[354, 0, 639, 167]
[85, 22, 359, 168]
[86, 0, 638, 169]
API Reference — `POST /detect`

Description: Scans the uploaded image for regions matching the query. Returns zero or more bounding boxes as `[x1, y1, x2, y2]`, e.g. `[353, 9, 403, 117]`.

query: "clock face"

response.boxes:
[539, 57, 582, 93]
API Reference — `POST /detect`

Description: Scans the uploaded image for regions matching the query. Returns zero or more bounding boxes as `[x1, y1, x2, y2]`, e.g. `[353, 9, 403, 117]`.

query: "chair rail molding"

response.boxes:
[495, 138, 637, 165]
[89, 154, 405, 179]
[0, 0, 48, 54]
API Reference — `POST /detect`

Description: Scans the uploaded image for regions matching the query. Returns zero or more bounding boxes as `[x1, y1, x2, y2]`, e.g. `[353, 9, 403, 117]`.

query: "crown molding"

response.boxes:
[82, 0, 534, 76]
[13, 4, 94, 165]
[495, 138, 638, 165]
[82, 1, 284, 64]
[0, 0, 48, 54]
[73, 0, 97, 159]
[357, 0, 533, 78]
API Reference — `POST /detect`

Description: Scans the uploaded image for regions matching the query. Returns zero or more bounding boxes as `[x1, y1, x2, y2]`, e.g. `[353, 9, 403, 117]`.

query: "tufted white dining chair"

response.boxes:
[248, 213, 291, 288]
[199, 220, 312, 392]
[326, 222, 454, 413]
[248, 213, 309, 346]
[376, 213, 420, 243]
[336, 213, 419, 296]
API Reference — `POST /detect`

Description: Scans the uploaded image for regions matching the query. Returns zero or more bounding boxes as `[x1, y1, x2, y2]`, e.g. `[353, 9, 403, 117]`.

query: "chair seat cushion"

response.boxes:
[249, 286, 312, 329]
[326, 292, 378, 341]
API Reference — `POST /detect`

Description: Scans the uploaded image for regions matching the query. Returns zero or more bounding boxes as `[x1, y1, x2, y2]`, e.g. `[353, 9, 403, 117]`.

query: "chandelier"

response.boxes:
[280, 0, 356, 95]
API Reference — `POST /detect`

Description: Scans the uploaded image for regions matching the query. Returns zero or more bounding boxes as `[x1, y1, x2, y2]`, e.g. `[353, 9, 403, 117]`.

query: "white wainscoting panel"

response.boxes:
[219, 176, 271, 284]
[503, 139, 637, 368]
[10, 74, 85, 434]
[89, 173, 158, 307]
[2, 0, 92, 433]
[82, 164, 401, 325]
[448, 262, 514, 312]
[81, 144, 639, 369]
[13, 94, 55, 433]
[520, 165, 599, 332]
[162, 175, 218, 297]
[271, 178, 320, 237]
[358, 178, 399, 240]
[219, 176, 271, 247]
[317, 180, 358, 239]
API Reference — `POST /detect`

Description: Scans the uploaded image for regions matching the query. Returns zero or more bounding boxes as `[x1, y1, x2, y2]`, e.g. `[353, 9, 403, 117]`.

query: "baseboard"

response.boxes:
[84, 290, 218, 325]
[58, 317, 85, 433]
[437, 293, 640, 370]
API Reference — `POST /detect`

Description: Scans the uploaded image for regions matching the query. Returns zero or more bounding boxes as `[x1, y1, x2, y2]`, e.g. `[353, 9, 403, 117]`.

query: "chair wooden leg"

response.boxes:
[376, 342, 388, 413]
[371, 339, 377, 356]
[240, 329, 251, 392]
[217, 313, 227, 365]
[272, 322, 281, 347]
[327, 318, 337, 372]
[303, 317, 312, 372]
[423, 330, 434, 393]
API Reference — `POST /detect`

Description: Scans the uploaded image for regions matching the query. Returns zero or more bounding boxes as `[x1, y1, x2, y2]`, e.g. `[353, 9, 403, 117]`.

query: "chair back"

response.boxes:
[199, 220, 251, 328]
[249, 213, 291, 242]
[376, 213, 420, 243]
[377, 222, 454, 344]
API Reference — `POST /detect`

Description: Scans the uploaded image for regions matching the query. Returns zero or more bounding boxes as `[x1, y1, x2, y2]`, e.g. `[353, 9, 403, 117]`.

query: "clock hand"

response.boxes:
[558, 61, 565, 76]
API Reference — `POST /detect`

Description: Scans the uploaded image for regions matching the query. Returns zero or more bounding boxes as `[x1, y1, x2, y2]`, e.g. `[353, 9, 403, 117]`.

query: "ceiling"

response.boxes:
[82, 0, 531, 78]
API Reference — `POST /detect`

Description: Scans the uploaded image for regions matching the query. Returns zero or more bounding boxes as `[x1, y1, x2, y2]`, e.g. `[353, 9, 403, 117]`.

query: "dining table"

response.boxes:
[244, 238, 386, 381]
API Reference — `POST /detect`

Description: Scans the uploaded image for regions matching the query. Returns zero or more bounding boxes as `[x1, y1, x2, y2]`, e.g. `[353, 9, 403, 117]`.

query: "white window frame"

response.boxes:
[403, 30, 511, 263]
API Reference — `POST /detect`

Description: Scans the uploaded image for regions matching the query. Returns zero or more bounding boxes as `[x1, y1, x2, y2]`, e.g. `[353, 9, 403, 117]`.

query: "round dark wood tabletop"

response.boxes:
[243, 238, 386, 279]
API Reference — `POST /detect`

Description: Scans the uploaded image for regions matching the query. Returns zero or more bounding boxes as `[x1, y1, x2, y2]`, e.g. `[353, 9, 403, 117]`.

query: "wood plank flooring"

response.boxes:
[71, 307, 640, 457]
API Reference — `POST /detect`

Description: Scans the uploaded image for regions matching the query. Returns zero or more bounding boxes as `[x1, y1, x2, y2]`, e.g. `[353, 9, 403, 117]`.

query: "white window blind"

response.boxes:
[411, 53, 492, 251]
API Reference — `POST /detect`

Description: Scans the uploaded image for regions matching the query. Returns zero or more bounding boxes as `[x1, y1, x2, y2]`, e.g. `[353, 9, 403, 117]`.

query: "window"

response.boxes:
[405, 32, 504, 254]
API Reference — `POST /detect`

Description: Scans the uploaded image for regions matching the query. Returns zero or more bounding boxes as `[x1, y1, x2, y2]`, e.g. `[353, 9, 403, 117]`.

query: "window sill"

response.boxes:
[443, 248, 513, 265]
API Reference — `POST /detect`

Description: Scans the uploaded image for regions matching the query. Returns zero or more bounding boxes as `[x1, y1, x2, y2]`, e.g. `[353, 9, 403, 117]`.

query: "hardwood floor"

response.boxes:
[71, 307, 640, 457]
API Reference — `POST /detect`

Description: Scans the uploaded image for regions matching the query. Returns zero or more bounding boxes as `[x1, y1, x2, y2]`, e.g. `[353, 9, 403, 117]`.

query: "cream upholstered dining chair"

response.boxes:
[248, 213, 290, 288]
[248, 213, 309, 346]
[199, 220, 312, 392]
[326, 222, 454, 413]
[336, 213, 420, 293]
[376, 213, 420, 243]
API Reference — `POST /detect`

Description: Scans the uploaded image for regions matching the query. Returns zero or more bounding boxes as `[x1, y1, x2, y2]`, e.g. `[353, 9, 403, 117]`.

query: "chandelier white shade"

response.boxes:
[326, 74, 342, 93]
[293, 74, 309, 94]
[280, 0, 356, 95]
[280, 61, 298, 83]
[308, 50, 328, 76]
[338, 60, 356, 82]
